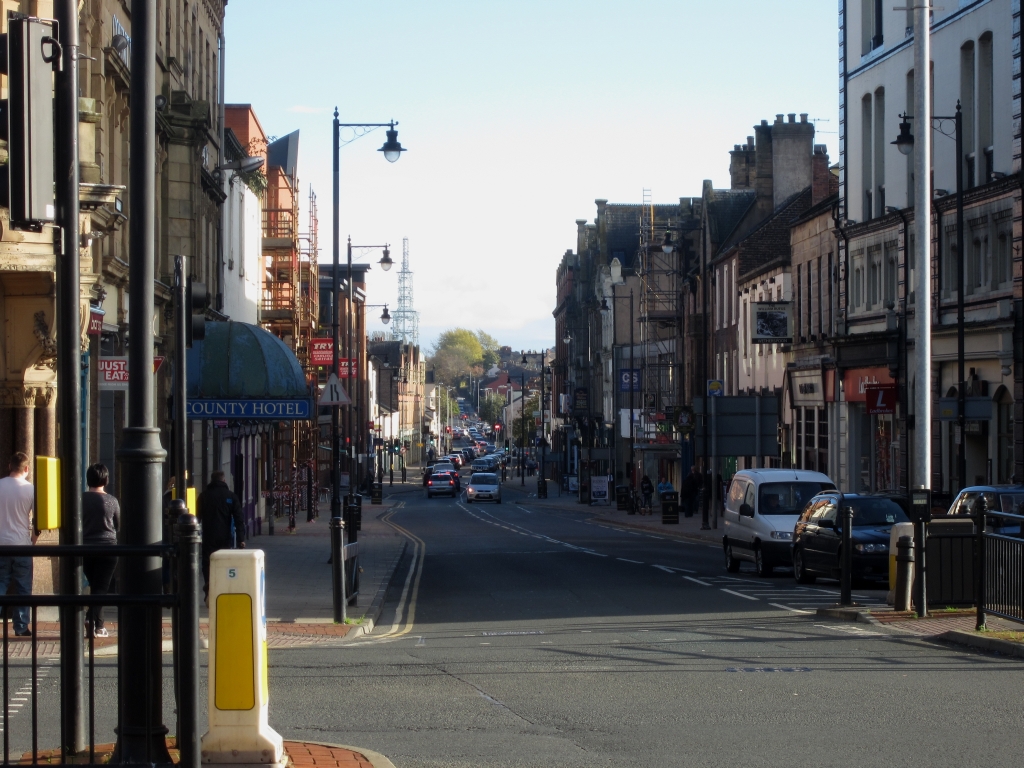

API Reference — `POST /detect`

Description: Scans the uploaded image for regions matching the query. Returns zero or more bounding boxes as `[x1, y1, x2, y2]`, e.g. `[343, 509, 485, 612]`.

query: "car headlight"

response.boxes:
[467, 487, 474, 492]
[854, 543, 888, 554]
[769, 530, 792, 540]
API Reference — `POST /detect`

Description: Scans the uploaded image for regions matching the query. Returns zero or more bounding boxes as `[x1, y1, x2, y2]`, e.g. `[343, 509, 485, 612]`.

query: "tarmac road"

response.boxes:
[265, 479, 1024, 768]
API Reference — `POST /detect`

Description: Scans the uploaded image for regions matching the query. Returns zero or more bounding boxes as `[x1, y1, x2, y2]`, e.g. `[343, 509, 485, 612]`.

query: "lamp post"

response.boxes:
[893, 101, 965, 494]
[330, 109, 404, 623]
[601, 280, 635, 488]
[520, 363, 527, 487]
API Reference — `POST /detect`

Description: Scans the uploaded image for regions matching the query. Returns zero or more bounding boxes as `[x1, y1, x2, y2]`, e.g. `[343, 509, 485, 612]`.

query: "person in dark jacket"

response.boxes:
[679, 465, 702, 518]
[82, 464, 120, 637]
[197, 471, 245, 599]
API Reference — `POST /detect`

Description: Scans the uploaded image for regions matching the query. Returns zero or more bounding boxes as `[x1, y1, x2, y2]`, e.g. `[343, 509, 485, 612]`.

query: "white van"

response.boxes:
[722, 468, 836, 576]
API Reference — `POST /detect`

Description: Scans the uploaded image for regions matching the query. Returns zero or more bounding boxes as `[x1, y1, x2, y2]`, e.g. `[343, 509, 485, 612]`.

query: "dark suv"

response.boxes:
[791, 492, 910, 584]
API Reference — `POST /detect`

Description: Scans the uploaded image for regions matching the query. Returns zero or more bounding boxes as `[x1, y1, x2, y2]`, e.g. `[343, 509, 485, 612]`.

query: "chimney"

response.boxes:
[753, 120, 774, 210]
[769, 112, 815, 208]
[811, 145, 832, 205]
[729, 140, 756, 190]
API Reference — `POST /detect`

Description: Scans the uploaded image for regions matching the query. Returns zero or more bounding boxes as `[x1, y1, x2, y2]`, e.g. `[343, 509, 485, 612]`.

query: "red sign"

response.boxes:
[865, 385, 897, 415]
[97, 356, 164, 390]
[842, 367, 894, 403]
[337, 358, 358, 378]
[311, 339, 333, 366]
[87, 310, 104, 336]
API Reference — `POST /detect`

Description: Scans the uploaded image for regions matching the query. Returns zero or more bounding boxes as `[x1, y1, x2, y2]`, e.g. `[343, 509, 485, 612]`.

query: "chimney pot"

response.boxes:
[775, 114, 784, 124]
[747, 136, 754, 147]
[788, 113, 796, 123]
[800, 113, 808, 123]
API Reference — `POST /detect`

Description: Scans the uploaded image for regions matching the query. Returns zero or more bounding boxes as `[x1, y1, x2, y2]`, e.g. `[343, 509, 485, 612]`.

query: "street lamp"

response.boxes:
[520, 353, 528, 487]
[378, 246, 393, 271]
[601, 287, 635, 489]
[892, 102, 966, 494]
[330, 107, 406, 623]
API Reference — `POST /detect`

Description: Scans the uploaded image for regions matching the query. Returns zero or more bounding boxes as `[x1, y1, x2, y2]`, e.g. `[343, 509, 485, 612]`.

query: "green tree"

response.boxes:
[512, 393, 541, 448]
[428, 328, 486, 382]
[478, 391, 505, 425]
[476, 330, 501, 370]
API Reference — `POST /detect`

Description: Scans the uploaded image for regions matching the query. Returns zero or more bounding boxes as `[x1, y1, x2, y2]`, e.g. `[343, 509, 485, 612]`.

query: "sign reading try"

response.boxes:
[187, 399, 313, 420]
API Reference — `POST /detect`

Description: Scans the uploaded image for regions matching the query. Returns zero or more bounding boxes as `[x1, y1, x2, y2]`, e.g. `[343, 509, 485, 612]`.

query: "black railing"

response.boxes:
[980, 507, 1024, 625]
[0, 515, 200, 767]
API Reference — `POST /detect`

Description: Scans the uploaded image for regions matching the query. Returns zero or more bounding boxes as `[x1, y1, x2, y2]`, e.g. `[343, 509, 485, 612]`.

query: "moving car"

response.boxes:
[426, 472, 458, 498]
[791, 493, 910, 584]
[445, 454, 464, 469]
[943, 484, 1024, 534]
[471, 459, 491, 472]
[722, 468, 837, 576]
[466, 472, 501, 503]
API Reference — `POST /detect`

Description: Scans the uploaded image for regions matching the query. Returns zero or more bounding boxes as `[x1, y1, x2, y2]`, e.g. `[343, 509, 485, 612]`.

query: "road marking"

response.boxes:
[770, 603, 814, 614]
[584, 551, 608, 557]
[617, 558, 643, 564]
[652, 565, 676, 573]
[684, 576, 712, 586]
[721, 588, 759, 601]
[415, 636, 425, 647]
[726, 666, 812, 673]
[815, 623, 883, 636]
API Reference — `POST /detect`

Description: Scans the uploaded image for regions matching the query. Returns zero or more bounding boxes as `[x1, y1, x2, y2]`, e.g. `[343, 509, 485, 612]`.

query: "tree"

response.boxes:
[428, 328, 485, 383]
[478, 391, 504, 425]
[476, 330, 501, 370]
[512, 393, 540, 448]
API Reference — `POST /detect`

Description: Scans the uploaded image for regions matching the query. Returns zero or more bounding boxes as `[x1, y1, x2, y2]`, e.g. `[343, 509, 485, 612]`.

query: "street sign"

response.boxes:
[619, 369, 641, 392]
[865, 385, 897, 415]
[98, 355, 165, 389]
[707, 380, 724, 397]
[319, 373, 351, 406]
[693, 395, 779, 457]
[310, 338, 333, 366]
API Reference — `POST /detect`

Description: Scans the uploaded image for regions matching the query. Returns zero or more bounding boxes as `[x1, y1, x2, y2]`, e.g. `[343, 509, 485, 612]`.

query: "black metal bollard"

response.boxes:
[173, 509, 201, 768]
[840, 504, 854, 606]
[895, 534, 914, 612]
[975, 493, 987, 630]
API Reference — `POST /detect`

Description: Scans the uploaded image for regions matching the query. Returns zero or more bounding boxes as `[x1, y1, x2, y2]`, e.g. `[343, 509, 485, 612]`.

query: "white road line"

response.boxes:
[652, 565, 676, 573]
[770, 603, 814, 614]
[684, 576, 712, 586]
[617, 558, 643, 564]
[584, 551, 608, 557]
[721, 588, 760, 601]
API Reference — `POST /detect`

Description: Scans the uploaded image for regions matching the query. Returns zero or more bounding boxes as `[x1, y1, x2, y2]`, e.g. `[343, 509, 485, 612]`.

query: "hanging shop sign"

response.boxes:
[865, 385, 898, 415]
[310, 338, 333, 366]
[98, 356, 165, 390]
[572, 387, 589, 415]
[750, 301, 793, 344]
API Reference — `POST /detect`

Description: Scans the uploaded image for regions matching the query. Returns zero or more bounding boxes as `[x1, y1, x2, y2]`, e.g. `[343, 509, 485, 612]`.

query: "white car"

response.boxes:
[721, 468, 836, 576]
[466, 472, 501, 503]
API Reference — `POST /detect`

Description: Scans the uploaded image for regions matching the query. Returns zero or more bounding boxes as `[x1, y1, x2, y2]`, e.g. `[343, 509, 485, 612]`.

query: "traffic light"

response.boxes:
[494, 423, 501, 432]
[0, 17, 58, 225]
[186, 278, 207, 347]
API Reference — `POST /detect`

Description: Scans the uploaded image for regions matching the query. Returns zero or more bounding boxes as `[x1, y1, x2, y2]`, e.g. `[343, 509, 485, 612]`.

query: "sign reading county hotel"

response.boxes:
[186, 399, 313, 420]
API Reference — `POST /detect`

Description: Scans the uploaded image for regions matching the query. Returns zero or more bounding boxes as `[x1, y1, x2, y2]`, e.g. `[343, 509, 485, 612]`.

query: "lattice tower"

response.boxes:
[391, 236, 419, 347]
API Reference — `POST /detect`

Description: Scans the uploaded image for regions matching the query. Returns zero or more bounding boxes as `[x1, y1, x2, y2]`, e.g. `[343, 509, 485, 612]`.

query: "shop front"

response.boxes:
[842, 367, 898, 492]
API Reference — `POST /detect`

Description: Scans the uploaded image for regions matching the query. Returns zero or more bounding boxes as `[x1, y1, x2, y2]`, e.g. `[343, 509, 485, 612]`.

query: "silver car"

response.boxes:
[466, 472, 501, 504]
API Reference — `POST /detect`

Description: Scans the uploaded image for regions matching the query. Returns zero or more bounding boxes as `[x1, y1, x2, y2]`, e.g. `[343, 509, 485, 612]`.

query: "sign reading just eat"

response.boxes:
[186, 399, 313, 420]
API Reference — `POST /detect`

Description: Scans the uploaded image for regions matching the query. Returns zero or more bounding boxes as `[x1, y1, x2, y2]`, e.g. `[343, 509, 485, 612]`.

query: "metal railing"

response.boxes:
[0, 515, 200, 767]
[979, 507, 1024, 625]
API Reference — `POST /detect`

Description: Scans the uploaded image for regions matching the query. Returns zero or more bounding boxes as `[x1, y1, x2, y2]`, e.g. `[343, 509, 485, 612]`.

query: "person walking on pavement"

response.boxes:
[197, 470, 245, 600]
[0, 452, 36, 637]
[639, 475, 654, 515]
[82, 464, 119, 637]
[679, 465, 702, 519]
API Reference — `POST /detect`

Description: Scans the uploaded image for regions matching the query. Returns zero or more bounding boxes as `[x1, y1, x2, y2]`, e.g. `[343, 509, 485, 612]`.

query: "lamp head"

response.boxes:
[600, 297, 610, 311]
[381, 305, 391, 324]
[379, 247, 393, 271]
[662, 231, 674, 254]
[378, 122, 406, 163]
[892, 114, 914, 156]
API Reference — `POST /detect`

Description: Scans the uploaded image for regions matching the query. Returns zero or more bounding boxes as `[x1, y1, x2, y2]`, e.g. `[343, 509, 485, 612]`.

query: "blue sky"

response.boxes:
[225, 0, 839, 354]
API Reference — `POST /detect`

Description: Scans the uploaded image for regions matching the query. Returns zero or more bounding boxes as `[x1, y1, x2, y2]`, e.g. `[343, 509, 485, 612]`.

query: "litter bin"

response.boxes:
[537, 478, 548, 499]
[371, 482, 383, 505]
[616, 486, 629, 511]
[661, 491, 679, 524]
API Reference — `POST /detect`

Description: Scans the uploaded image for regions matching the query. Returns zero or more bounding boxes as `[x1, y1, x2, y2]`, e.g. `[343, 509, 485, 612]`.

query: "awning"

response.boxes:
[186, 321, 313, 420]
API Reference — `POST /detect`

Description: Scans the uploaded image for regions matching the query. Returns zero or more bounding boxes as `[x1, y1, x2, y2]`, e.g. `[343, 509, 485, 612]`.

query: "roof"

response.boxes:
[268, 130, 300, 181]
[729, 188, 813, 279]
[187, 321, 308, 399]
[601, 203, 682, 270]
[705, 189, 756, 246]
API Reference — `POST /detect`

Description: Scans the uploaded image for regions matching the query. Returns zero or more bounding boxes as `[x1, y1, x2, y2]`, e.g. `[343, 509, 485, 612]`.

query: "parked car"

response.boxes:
[943, 484, 1024, 534]
[722, 468, 837, 576]
[791, 492, 910, 584]
[466, 472, 501, 504]
[426, 472, 458, 498]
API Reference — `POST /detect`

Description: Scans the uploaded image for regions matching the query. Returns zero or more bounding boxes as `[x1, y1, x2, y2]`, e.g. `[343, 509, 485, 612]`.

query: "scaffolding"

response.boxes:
[391, 237, 419, 347]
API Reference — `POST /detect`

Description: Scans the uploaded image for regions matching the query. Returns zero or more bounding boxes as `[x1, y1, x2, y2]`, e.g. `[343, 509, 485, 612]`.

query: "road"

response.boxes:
[265, 459, 1024, 768]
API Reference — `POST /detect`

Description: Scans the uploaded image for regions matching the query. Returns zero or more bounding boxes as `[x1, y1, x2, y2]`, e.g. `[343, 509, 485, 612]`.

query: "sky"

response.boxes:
[224, 0, 840, 355]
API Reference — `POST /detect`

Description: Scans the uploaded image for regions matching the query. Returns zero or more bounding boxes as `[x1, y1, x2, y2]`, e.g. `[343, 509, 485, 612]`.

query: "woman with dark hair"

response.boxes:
[82, 463, 120, 638]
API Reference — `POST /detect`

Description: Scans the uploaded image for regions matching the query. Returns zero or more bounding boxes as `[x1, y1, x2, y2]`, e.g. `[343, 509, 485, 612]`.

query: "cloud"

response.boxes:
[286, 105, 327, 114]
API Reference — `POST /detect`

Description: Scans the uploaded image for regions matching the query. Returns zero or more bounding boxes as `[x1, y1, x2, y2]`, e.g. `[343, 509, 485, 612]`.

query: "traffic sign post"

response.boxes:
[319, 373, 351, 406]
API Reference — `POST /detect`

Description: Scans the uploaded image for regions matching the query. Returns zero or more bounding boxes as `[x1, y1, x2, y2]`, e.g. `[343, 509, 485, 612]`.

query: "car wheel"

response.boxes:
[466, 498, 472, 503]
[793, 548, 816, 584]
[724, 541, 741, 573]
[497, 498, 502, 504]
[754, 545, 772, 577]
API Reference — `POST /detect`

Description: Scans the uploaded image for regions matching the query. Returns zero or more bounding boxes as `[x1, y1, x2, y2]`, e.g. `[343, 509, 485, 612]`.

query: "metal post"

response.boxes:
[55, 0, 84, 755]
[629, 290, 634, 487]
[173, 509, 200, 768]
[521, 373, 526, 486]
[954, 103, 966, 494]
[911, 0, 932, 507]
[347, 238, 354, 501]
[711, 394, 718, 529]
[840, 500, 853, 605]
[754, 394, 761, 469]
[701, 242, 710, 530]
[975, 493, 987, 630]
[331, 111, 341, 525]
[330, 517, 346, 623]
[173, 257, 187, 500]
[115, 1, 171, 761]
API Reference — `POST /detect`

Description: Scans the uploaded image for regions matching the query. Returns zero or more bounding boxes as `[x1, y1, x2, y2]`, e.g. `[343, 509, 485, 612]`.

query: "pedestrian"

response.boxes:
[656, 476, 675, 497]
[679, 465, 702, 519]
[639, 475, 654, 514]
[197, 471, 245, 601]
[82, 463, 119, 638]
[0, 452, 36, 637]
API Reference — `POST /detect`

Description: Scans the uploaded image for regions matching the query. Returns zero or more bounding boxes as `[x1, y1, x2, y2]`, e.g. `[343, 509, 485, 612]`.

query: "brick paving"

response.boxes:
[18, 740, 384, 767]
[872, 609, 1021, 636]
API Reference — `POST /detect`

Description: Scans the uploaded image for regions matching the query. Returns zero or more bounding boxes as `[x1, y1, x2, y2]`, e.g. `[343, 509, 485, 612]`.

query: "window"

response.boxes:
[796, 263, 803, 338]
[961, 41, 976, 189]
[862, 0, 884, 54]
[816, 256, 823, 336]
[997, 388, 1014, 483]
[873, 87, 886, 218]
[805, 266, 812, 337]
[867, 245, 881, 310]
[884, 241, 897, 306]
[862, 95, 873, 220]
[979, 33, 994, 181]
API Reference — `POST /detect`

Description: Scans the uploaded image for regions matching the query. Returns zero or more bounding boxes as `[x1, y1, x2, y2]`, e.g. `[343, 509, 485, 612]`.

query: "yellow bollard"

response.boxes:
[888, 521, 915, 598]
[201, 550, 284, 766]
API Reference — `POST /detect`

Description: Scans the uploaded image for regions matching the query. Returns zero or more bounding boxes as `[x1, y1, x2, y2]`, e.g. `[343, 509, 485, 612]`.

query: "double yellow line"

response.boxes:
[373, 502, 425, 640]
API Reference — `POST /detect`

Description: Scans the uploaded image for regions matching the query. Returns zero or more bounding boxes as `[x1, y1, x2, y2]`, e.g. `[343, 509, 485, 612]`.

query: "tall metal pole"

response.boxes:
[54, 0, 83, 755]
[521, 373, 527, 486]
[954, 103, 965, 493]
[347, 237, 354, 500]
[173, 258, 187, 504]
[629, 290, 634, 487]
[700, 235, 710, 529]
[330, 110, 346, 622]
[115, 0, 170, 761]
[912, 4, 932, 499]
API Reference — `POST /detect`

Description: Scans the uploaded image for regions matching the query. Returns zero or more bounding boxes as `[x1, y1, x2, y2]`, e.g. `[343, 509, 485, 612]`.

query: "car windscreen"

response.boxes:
[759, 482, 834, 514]
[430, 474, 453, 481]
[952, 491, 1024, 516]
[470, 474, 498, 485]
[848, 497, 909, 526]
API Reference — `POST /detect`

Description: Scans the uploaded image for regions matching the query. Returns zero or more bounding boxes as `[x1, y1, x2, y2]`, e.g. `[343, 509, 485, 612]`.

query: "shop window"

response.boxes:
[818, 408, 829, 474]
[997, 387, 1013, 483]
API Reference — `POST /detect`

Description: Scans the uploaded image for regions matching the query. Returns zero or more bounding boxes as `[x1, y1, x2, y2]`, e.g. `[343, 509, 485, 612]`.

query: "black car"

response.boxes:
[426, 472, 458, 498]
[791, 492, 910, 584]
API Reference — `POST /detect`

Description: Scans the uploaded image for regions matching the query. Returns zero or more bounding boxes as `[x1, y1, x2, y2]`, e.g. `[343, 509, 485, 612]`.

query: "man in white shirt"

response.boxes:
[0, 452, 36, 637]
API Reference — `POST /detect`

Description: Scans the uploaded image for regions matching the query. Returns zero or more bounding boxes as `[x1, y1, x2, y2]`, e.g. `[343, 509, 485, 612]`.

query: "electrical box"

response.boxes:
[35, 456, 60, 530]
